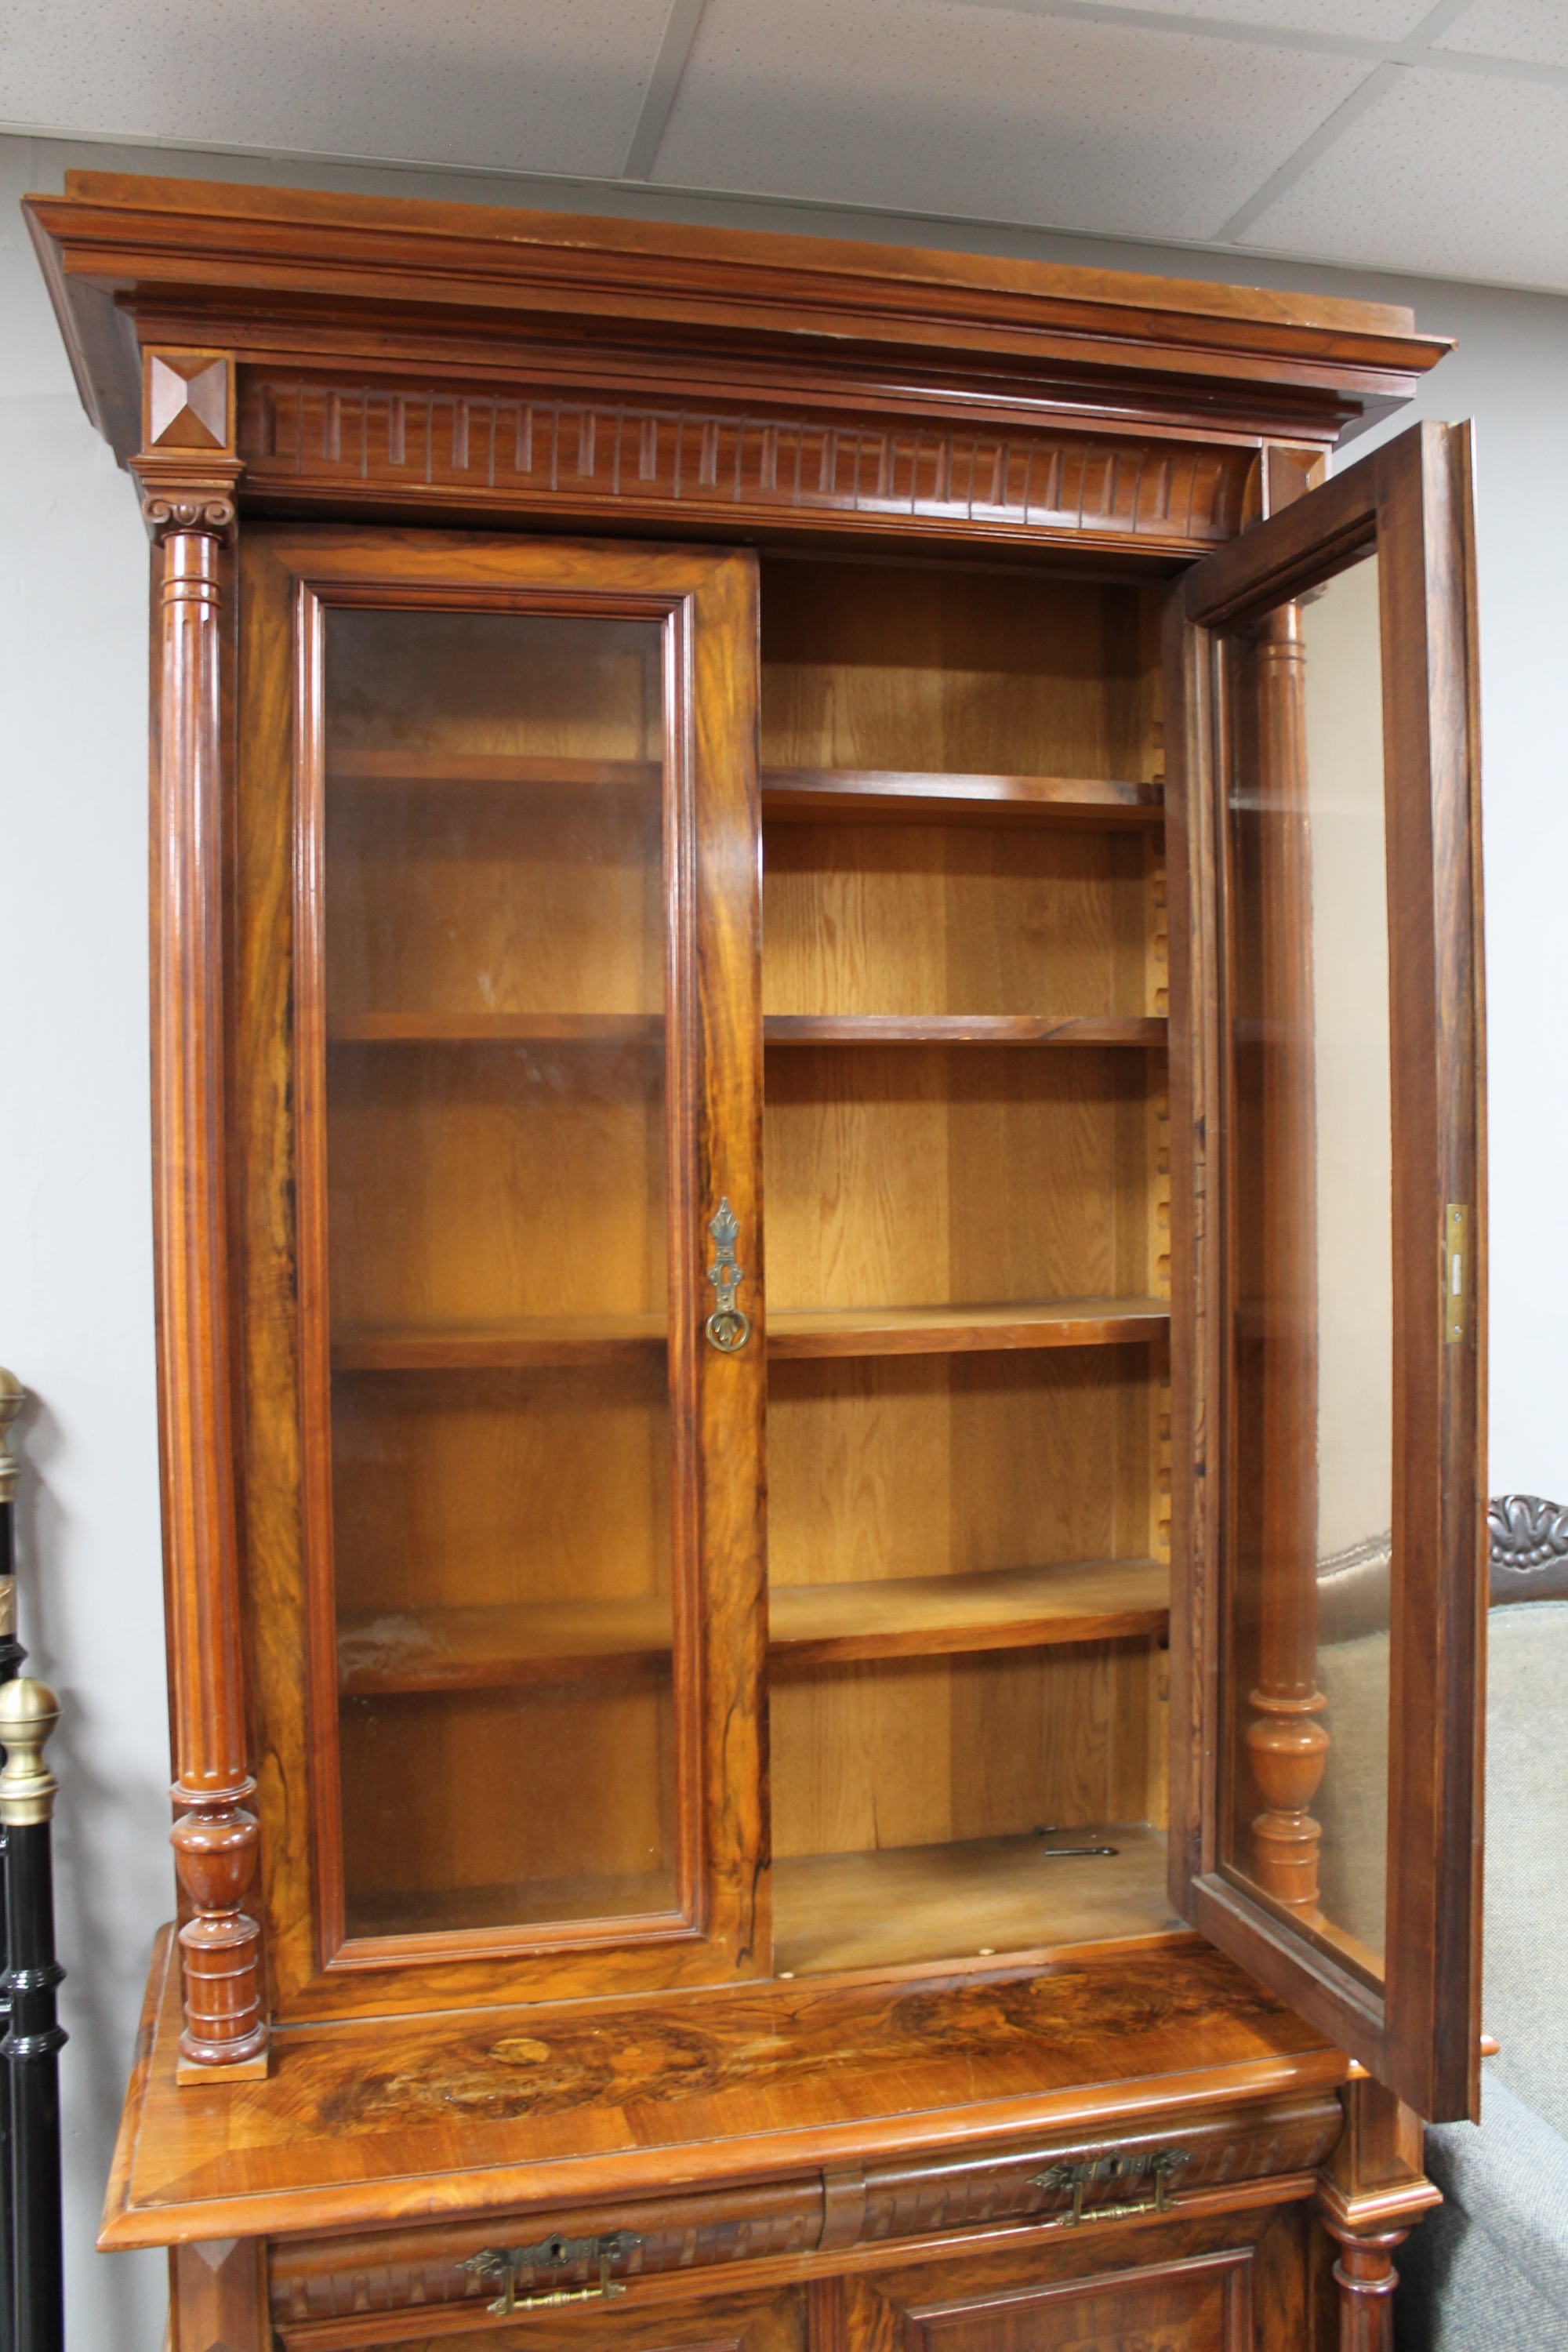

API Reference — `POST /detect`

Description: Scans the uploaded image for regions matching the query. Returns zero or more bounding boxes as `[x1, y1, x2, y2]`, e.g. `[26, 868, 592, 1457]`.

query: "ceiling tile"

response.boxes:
[0, 0, 670, 176]
[655, 0, 1370, 235]
[1237, 65, 1568, 286]
[1436, 0, 1568, 66]
[1060, 0, 1431, 38]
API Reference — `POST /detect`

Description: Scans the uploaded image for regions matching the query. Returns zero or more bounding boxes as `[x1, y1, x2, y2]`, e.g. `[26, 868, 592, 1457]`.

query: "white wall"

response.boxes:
[4, 126, 1566, 2352]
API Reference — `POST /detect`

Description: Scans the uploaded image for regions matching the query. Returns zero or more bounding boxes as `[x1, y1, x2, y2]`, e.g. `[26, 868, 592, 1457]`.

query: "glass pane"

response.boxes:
[1221, 549, 1392, 1984]
[321, 605, 680, 1940]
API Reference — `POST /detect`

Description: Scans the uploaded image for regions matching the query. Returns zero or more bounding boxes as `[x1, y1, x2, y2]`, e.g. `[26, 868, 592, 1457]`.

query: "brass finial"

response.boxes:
[0, 1682, 59, 1827]
[0, 1370, 22, 1508]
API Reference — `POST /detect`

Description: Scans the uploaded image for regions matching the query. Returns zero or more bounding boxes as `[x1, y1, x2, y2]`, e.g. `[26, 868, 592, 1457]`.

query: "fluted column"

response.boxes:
[131, 350, 266, 2076]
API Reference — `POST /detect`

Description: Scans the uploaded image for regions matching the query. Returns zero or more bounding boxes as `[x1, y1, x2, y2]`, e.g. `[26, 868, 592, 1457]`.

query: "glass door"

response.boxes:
[249, 530, 764, 2006]
[1164, 423, 1486, 2122]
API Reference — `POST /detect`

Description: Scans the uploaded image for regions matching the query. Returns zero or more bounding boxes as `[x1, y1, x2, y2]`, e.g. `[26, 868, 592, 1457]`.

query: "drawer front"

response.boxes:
[270, 2097, 1340, 2340]
[827, 2206, 1314, 2352]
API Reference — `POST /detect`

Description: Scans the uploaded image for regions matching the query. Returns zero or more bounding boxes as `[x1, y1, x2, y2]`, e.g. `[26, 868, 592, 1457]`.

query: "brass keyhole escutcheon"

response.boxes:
[705, 1198, 751, 1352]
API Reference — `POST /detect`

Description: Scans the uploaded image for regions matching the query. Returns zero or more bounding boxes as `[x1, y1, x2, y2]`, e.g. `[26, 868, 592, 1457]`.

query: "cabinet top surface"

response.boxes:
[103, 1926, 1348, 2251]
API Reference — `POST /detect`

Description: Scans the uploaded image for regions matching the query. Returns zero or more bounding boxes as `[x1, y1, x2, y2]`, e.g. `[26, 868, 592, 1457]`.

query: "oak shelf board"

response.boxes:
[329, 1012, 662, 1044]
[768, 1559, 1170, 1668]
[327, 750, 661, 792]
[773, 1828, 1183, 1977]
[760, 768, 1165, 829]
[766, 1298, 1170, 1358]
[764, 1014, 1166, 1048]
[331, 1314, 666, 1370]
[337, 1598, 673, 1696]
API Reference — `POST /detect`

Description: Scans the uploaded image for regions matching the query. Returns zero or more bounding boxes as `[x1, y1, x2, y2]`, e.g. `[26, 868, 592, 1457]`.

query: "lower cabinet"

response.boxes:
[818, 2207, 1319, 2352]
[256, 2203, 1327, 2352]
[355, 2288, 810, 2352]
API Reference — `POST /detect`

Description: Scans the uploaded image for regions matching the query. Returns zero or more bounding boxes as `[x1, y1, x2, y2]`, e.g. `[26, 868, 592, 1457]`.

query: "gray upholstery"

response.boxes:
[1396, 1599, 1568, 2349]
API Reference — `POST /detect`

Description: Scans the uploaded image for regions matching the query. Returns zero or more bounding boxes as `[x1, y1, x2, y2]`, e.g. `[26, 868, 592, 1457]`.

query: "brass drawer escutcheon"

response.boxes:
[461, 2229, 643, 2315]
[1030, 2147, 1192, 2227]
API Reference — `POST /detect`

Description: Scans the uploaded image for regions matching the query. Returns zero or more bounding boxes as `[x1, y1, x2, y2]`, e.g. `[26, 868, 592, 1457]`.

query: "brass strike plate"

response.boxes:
[1444, 1205, 1469, 1345]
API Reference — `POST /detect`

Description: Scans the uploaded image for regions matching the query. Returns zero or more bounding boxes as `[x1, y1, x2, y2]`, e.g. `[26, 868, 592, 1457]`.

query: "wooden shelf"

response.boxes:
[338, 1599, 673, 1695]
[336, 1566, 1163, 1697]
[764, 1014, 1164, 1048]
[326, 755, 1163, 830]
[330, 1012, 661, 1043]
[772, 1828, 1180, 1976]
[767, 1298, 1169, 1359]
[769, 1559, 1169, 1668]
[761, 768, 1164, 829]
[334, 1300, 1165, 1369]
[331, 1013, 1163, 1048]
[332, 1316, 666, 1370]
[328, 750, 660, 792]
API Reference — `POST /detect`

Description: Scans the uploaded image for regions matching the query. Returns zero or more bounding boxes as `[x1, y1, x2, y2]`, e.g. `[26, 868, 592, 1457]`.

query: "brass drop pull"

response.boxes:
[462, 2230, 642, 2316]
[705, 1199, 751, 1352]
[1031, 2147, 1191, 2227]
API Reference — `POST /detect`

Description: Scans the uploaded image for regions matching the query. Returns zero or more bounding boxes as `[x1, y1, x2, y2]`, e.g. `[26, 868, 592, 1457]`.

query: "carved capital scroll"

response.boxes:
[132, 350, 266, 2075]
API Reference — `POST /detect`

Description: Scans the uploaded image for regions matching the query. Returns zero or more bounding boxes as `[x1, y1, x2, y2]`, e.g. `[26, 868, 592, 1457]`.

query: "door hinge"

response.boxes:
[1445, 1204, 1469, 1345]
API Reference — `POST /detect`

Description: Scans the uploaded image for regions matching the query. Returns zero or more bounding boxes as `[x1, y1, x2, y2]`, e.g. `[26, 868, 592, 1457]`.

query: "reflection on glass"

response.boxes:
[321, 607, 679, 1939]
[1221, 550, 1392, 1980]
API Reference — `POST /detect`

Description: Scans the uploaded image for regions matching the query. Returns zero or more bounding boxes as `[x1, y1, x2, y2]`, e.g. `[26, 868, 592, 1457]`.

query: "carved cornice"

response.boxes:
[1488, 1494, 1568, 1603]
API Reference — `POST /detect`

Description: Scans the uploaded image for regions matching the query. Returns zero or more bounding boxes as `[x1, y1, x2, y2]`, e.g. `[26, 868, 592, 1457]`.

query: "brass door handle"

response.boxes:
[705, 1199, 751, 1352]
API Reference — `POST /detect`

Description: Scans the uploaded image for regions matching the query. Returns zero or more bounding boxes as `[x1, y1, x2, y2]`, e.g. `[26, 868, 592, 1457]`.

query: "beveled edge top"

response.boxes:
[100, 1924, 1350, 2252]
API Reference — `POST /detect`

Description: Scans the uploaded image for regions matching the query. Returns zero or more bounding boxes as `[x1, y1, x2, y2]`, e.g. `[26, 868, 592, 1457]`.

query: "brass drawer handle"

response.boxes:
[1031, 2148, 1191, 2227]
[705, 1199, 751, 1352]
[462, 2230, 642, 2316]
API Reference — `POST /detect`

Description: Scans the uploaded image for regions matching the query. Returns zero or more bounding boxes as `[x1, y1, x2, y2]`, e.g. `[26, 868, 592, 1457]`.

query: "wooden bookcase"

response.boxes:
[26, 176, 1485, 2352]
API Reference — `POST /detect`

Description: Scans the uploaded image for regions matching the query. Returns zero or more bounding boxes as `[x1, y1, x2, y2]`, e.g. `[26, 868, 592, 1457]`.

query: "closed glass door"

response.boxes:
[249, 531, 765, 2002]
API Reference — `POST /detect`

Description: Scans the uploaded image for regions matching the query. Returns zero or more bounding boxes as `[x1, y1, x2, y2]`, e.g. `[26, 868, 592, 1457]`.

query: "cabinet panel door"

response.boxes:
[238, 528, 766, 2017]
[1164, 422, 1485, 2121]
[829, 2209, 1311, 2352]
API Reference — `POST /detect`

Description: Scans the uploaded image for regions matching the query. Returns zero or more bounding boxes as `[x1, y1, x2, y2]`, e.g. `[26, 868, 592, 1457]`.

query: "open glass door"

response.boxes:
[1164, 421, 1486, 2122]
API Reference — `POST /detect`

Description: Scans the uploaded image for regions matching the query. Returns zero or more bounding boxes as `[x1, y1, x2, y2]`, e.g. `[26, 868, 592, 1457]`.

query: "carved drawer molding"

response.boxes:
[269, 2094, 1341, 2343]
